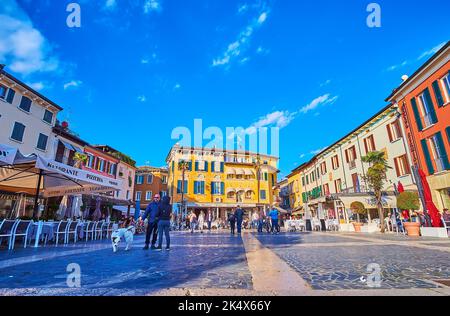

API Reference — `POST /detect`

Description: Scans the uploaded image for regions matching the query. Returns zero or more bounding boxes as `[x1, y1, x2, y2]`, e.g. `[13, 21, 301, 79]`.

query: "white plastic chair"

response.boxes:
[10, 220, 33, 250]
[0, 219, 19, 250]
[94, 221, 104, 240]
[312, 218, 321, 231]
[66, 220, 80, 244]
[83, 221, 95, 241]
[55, 220, 70, 246]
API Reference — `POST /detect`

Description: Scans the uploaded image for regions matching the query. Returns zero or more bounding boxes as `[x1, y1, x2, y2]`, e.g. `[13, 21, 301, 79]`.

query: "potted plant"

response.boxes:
[350, 201, 366, 232]
[397, 191, 421, 237]
[73, 152, 88, 168]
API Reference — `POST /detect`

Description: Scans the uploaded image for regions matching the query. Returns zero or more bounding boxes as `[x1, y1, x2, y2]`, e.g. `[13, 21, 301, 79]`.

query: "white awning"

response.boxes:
[226, 188, 236, 194]
[226, 168, 236, 175]
[244, 169, 254, 176]
[235, 168, 245, 175]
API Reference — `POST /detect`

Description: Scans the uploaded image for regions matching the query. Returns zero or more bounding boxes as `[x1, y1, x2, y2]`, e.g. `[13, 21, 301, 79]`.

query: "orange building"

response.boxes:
[134, 166, 168, 210]
[386, 41, 450, 210]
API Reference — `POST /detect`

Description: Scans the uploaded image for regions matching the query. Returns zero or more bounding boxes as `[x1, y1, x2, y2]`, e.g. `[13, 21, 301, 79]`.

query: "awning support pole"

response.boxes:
[33, 169, 43, 220]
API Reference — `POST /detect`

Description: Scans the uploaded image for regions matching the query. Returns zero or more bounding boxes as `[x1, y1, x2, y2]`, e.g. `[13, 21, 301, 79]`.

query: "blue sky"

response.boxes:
[1, 0, 449, 178]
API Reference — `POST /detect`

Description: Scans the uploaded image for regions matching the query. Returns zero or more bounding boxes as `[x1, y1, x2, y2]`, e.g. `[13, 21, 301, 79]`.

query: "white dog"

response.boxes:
[111, 226, 136, 252]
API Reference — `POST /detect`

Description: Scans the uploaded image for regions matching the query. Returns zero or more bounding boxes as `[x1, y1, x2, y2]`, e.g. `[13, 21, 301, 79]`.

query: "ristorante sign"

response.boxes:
[35, 156, 122, 191]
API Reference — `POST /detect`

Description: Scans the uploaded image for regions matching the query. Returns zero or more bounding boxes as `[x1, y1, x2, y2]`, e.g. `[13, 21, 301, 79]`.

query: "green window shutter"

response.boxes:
[205, 161, 209, 172]
[194, 181, 198, 194]
[435, 132, 450, 170]
[446, 126, 450, 145]
[432, 80, 444, 107]
[410, 97, 423, 131]
[424, 88, 438, 124]
[172, 161, 174, 172]
[221, 182, 225, 194]
[211, 162, 215, 172]
[195, 162, 198, 171]
[220, 162, 224, 173]
[421, 139, 435, 175]
[188, 161, 192, 171]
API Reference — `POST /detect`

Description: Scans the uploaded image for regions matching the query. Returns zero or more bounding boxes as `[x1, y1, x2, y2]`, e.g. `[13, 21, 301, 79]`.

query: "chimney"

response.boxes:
[401, 75, 409, 82]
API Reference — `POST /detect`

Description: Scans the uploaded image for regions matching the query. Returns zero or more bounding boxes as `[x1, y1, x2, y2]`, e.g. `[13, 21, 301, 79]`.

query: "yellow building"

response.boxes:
[166, 145, 279, 219]
[286, 166, 304, 213]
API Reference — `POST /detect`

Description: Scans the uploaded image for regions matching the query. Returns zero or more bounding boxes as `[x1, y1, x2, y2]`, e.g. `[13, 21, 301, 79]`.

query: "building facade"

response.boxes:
[286, 167, 303, 213]
[134, 166, 168, 210]
[294, 104, 417, 229]
[166, 145, 279, 219]
[386, 41, 450, 211]
[0, 67, 62, 159]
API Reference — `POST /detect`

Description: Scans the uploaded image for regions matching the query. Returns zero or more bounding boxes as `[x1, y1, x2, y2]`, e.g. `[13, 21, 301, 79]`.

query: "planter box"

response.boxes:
[420, 227, 449, 238]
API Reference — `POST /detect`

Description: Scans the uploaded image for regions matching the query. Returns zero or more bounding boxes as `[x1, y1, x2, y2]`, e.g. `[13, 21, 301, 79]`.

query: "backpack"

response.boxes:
[228, 214, 236, 221]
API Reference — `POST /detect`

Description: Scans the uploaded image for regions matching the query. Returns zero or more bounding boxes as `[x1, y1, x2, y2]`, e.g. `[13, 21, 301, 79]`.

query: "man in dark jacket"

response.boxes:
[156, 196, 172, 251]
[234, 205, 244, 234]
[141, 194, 161, 250]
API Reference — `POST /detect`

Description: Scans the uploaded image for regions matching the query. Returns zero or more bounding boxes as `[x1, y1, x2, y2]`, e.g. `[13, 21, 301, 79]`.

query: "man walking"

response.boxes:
[269, 206, 279, 235]
[155, 196, 173, 251]
[228, 212, 236, 235]
[141, 194, 161, 250]
[235, 205, 244, 235]
[206, 209, 213, 232]
[258, 209, 265, 233]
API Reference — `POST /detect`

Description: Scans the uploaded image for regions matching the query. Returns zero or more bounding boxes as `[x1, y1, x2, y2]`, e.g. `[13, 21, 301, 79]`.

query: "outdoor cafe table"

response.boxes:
[28, 221, 58, 247]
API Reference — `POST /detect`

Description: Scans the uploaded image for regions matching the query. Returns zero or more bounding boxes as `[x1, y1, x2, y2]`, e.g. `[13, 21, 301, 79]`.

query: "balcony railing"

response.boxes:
[348, 160, 357, 170]
[341, 186, 370, 194]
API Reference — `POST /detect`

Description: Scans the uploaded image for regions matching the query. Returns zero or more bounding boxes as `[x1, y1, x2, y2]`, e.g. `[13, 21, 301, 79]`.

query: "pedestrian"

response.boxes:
[252, 210, 259, 230]
[443, 209, 450, 222]
[189, 211, 198, 234]
[198, 211, 205, 233]
[258, 209, 265, 233]
[228, 212, 236, 235]
[155, 196, 172, 251]
[206, 209, 213, 232]
[234, 205, 244, 234]
[269, 206, 279, 235]
[141, 194, 161, 250]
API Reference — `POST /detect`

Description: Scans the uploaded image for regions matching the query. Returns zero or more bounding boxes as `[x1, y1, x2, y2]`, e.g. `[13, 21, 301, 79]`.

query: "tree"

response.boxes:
[361, 151, 391, 233]
[397, 191, 420, 221]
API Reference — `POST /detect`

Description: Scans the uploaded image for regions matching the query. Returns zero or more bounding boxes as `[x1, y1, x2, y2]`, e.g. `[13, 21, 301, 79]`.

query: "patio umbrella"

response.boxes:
[56, 195, 68, 220]
[10, 193, 25, 219]
[64, 195, 74, 218]
[92, 197, 102, 221]
[397, 182, 409, 221]
[72, 195, 83, 218]
[418, 169, 442, 228]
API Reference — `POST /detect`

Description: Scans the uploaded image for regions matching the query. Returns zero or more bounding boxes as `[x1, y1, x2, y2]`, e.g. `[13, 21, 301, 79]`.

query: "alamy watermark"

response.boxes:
[66, 263, 81, 288]
[360, 263, 382, 288]
[171, 119, 280, 157]
[66, 3, 81, 28]
[366, 3, 381, 28]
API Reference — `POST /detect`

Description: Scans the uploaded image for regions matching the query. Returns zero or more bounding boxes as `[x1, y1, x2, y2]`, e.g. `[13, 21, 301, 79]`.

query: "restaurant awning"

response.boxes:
[244, 169, 254, 176]
[59, 140, 83, 153]
[0, 146, 122, 198]
[235, 168, 245, 175]
[338, 194, 397, 209]
[226, 188, 236, 194]
[226, 168, 236, 175]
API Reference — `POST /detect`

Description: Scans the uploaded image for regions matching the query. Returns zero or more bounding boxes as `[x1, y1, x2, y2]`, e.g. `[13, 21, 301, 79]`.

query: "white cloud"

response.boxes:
[245, 110, 295, 135]
[256, 46, 270, 55]
[104, 0, 117, 10]
[144, 0, 162, 14]
[212, 9, 270, 68]
[320, 79, 331, 87]
[299, 94, 339, 114]
[238, 4, 249, 14]
[137, 95, 147, 102]
[418, 42, 446, 60]
[310, 147, 326, 155]
[27, 81, 44, 91]
[386, 60, 407, 72]
[0, 1, 59, 76]
[173, 83, 181, 90]
[63, 80, 82, 90]
[299, 154, 305, 159]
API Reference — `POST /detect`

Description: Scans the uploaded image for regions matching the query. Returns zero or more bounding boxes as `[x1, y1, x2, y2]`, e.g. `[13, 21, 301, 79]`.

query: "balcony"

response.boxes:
[348, 160, 357, 170]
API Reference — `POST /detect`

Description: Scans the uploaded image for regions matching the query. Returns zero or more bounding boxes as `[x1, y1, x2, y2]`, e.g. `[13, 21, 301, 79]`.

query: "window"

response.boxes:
[177, 180, 188, 194]
[394, 155, 411, 177]
[194, 181, 205, 194]
[323, 183, 330, 195]
[161, 191, 167, 197]
[36, 133, 48, 151]
[302, 177, 305, 186]
[43, 110, 53, 124]
[126, 191, 130, 200]
[417, 89, 437, 128]
[211, 182, 224, 195]
[331, 155, 339, 170]
[87, 154, 95, 168]
[145, 191, 153, 201]
[387, 120, 403, 142]
[135, 191, 142, 201]
[18, 96, 32, 112]
[10, 122, 25, 142]
[363, 135, 376, 154]
[162, 175, 167, 184]
[0, 84, 6, 99]
[136, 175, 144, 184]
[427, 133, 449, 173]
[345, 146, 357, 169]
[320, 162, 327, 175]
[334, 179, 342, 193]
[109, 163, 116, 175]
[98, 159, 105, 172]
[147, 174, 153, 184]
[260, 190, 267, 200]
[442, 74, 450, 101]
